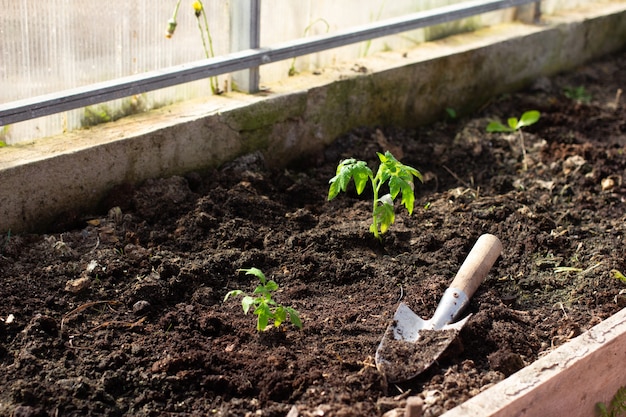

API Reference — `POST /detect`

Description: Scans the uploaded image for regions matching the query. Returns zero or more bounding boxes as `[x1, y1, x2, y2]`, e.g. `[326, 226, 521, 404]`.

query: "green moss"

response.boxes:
[0, 125, 10, 147]
[221, 93, 307, 132]
[82, 105, 113, 127]
[424, 17, 480, 42]
[81, 95, 147, 128]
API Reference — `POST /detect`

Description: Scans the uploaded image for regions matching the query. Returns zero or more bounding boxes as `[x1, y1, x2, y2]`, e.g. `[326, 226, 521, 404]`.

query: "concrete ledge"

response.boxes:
[1, 1, 626, 232]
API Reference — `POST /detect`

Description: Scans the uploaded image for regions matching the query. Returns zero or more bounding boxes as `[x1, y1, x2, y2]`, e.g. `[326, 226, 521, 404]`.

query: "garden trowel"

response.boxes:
[375, 234, 502, 383]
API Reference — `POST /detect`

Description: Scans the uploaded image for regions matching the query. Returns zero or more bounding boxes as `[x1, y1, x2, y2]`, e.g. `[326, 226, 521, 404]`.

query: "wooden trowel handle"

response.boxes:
[450, 234, 502, 297]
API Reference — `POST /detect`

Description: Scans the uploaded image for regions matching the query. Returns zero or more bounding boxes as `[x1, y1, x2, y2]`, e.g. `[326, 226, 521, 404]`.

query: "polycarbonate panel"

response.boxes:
[1, 0, 593, 143]
[0, 0, 229, 143]
[258, 0, 516, 84]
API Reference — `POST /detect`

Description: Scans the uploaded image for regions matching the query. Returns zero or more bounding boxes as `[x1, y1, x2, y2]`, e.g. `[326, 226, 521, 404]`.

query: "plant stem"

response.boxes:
[172, 0, 182, 19]
[371, 176, 381, 240]
[519, 130, 528, 171]
[195, 0, 218, 94]
[165, 0, 182, 38]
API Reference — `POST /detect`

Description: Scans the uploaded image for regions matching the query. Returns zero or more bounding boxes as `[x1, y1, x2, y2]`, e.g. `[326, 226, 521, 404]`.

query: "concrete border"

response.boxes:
[1, 1, 626, 232]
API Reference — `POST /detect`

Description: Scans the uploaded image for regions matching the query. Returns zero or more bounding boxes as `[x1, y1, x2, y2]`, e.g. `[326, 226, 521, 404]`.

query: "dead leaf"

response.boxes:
[64, 276, 91, 293]
[375, 129, 404, 159]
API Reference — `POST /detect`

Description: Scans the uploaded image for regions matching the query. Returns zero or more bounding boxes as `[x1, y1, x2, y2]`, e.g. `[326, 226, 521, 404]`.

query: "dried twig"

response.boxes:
[60, 300, 122, 335]
[91, 316, 146, 332]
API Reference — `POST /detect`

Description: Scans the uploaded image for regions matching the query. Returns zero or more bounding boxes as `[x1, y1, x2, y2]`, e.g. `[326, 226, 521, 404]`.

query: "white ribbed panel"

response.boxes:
[0, 0, 591, 143]
[1, 0, 228, 143]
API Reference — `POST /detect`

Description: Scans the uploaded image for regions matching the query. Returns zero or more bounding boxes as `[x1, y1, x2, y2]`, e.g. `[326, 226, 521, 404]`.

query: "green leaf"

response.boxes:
[257, 313, 270, 331]
[352, 167, 371, 195]
[254, 302, 273, 331]
[486, 121, 513, 133]
[518, 110, 540, 128]
[254, 302, 271, 316]
[327, 180, 342, 201]
[404, 165, 423, 183]
[265, 280, 279, 291]
[274, 306, 287, 327]
[253, 284, 268, 295]
[238, 267, 266, 284]
[387, 175, 403, 200]
[399, 181, 416, 214]
[328, 158, 373, 200]
[377, 151, 391, 164]
[377, 151, 398, 181]
[285, 307, 303, 329]
[223, 289, 243, 302]
[241, 296, 255, 314]
[507, 117, 519, 130]
[373, 196, 395, 235]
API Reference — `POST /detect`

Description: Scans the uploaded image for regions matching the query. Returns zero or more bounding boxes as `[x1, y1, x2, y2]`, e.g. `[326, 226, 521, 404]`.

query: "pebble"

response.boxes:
[404, 396, 424, 417]
[133, 300, 151, 315]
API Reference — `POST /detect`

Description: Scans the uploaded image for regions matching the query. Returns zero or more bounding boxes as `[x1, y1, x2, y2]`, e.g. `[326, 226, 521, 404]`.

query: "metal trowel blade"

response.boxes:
[375, 303, 471, 383]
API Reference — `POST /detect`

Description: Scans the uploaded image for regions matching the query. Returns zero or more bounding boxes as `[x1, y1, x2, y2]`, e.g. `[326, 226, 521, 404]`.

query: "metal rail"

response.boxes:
[0, 0, 538, 126]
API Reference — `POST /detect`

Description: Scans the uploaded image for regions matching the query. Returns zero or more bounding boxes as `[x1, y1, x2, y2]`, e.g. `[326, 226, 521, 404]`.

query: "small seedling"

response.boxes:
[224, 267, 302, 331]
[328, 150, 423, 239]
[564, 86, 592, 104]
[289, 18, 329, 76]
[487, 110, 541, 171]
[597, 386, 626, 417]
[611, 269, 626, 284]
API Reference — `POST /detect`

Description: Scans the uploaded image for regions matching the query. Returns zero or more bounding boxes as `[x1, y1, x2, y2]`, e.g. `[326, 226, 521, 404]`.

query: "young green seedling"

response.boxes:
[224, 267, 302, 331]
[611, 269, 626, 284]
[486, 110, 541, 171]
[564, 86, 592, 104]
[328, 150, 423, 240]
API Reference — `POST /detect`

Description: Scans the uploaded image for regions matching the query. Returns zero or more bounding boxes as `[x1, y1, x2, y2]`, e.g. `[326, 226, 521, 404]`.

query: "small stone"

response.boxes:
[65, 276, 90, 293]
[405, 396, 424, 417]
[601, 177, 615, 191]
[286, 405, 299, 417]
[133, 300, 151, 315]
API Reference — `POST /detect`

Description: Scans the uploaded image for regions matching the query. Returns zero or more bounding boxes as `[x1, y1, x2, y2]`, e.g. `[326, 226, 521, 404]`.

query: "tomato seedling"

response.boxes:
[328, 150, 423, 239]
[486, 110, 541, 171]
[224, 267, 302, 331]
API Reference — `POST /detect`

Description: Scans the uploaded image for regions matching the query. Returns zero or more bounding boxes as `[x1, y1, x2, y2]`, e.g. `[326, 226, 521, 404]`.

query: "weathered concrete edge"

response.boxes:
[441, 307, 626, 417]
[1, 1, 626, 233]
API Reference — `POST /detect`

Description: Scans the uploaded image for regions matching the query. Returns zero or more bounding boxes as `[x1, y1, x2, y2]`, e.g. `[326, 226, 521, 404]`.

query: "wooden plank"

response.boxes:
[442, 307, 626, 417]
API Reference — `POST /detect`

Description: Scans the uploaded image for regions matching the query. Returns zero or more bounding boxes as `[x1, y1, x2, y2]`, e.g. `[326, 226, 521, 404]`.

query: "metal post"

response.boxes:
[533, 1, 542, 24]
[230, 0, 261, 93]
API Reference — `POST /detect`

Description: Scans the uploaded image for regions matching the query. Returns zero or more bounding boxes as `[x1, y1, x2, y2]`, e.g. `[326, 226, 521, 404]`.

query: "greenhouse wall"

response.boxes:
[0, 0, 601, 144]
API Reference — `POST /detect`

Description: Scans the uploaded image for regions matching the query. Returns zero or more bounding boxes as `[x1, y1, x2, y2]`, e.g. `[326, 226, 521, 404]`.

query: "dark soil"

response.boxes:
[1, 50, 626, 417]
